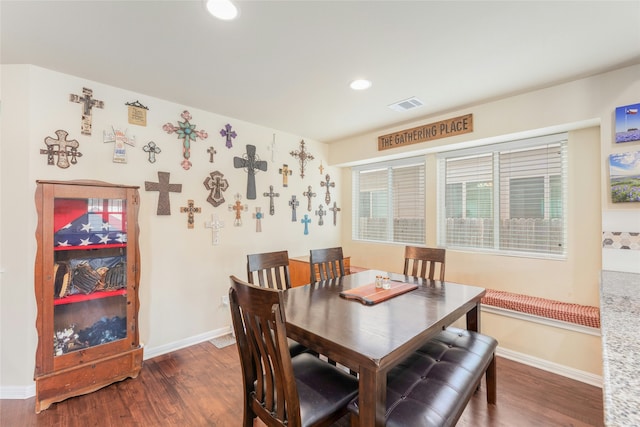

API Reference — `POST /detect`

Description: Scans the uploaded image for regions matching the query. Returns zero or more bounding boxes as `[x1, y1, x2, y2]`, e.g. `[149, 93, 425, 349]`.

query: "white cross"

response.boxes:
[205, 214, 225, 245]
[267, 133, 277, 162]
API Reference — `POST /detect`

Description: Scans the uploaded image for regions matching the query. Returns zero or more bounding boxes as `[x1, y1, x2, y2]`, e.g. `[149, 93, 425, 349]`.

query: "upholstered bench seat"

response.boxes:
[481, 289, 600, 328]
[348, 327, 497, 427]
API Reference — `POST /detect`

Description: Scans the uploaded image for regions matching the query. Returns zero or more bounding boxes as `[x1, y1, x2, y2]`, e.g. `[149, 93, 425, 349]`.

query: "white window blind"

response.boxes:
[438, 134, 567, 257]
[352, 157, 425, 244]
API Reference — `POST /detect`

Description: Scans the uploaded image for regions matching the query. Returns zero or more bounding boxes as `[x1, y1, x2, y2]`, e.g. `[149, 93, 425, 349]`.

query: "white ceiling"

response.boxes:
[2, 1, 639, 143]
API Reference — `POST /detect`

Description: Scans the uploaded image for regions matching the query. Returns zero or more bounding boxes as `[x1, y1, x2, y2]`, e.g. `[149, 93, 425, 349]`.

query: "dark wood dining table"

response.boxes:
[282, 269, 486, 427]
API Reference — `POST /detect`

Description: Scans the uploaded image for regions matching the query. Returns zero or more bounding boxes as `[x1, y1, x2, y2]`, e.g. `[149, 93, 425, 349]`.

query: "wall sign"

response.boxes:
[378, 113, 473, 151]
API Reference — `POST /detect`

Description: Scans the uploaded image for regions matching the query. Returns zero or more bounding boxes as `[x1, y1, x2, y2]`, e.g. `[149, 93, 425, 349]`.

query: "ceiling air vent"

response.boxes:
[388, 96, 424, 112]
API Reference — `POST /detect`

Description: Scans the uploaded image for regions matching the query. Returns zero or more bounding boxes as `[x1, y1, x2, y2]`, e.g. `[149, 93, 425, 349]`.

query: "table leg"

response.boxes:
[466, 302, 480, 332]
[358, 366, 387, 426]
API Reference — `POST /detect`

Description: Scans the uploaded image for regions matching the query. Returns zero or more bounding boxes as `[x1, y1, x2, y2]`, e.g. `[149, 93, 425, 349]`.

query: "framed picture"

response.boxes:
[615, 103, 640, 143]
[609, 151, 640, 202]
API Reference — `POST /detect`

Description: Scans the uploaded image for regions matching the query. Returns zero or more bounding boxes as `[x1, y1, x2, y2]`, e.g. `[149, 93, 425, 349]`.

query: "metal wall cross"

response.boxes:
[233, 144, 268, 200]
[142, 141, 161, 163]
[40, 130, 82, 169]
[228, 193, 248, 226]
[290, 139, 314, 178]
[301, 214, 311, 235]
[180, 200, 202, 229]
[329, 202, 341, 226]
[303, 185, 316, 212]
[69, 87, 104, 135]
[253, 207, 263, 232]
[207, 146, 217, 163]
[288, 195, 299, 222]
[220, 123, 237, 149]
[320, 174, 335, 204]
[203, 171, 229, 207]
[162, 110, 208, 170]
[205, 214, 225, 245]
[315, 204, 327, 226]
[144, 171, 182, 215]
[263, 185, 280, 215]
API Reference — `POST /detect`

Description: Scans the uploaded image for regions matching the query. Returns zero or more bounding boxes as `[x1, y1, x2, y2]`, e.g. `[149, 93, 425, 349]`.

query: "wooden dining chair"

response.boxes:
[247, 250, 291, 290]
[403, 246, 446, 281]
[229, 275, 359, 427]
[309, 247, 345, 284]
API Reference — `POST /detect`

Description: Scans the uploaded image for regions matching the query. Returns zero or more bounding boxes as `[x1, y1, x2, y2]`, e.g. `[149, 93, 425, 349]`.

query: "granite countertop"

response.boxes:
[600, 270, 640, 426]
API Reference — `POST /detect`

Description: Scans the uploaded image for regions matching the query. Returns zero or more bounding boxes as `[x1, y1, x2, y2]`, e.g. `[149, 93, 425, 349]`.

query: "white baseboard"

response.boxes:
[0, 385, 36, 400]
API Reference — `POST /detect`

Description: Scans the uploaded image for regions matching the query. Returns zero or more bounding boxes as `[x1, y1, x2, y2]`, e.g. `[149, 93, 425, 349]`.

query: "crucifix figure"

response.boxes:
[145, 171, 182, 215]
[263, 185, 280, 216]
[228, 193, 248, 226]
[143, 141, 161, 163]
[303, 185, 316, 212]
[220, 123, 237, 149]
[207, 146, 217, 163]
[315, 204, 327, 226]
[234, 144, 268, 200]
[253, 207, 264, 232]
[329, 202, 341, 226]
[290, 139, 315, 178]
[320, 174, 335, 205]
[301, 214, 311, 235]
[180, 200, 202, 229]
[279, 164, 293, 187]
[40, 130, 82, 169]
[203, 171, 229, 207]
[69, 87, 104, 135]
[205, 214, 225, 245]
[163, 110, 208, 170]
[288, 195, 299, 222]
[103, 127, 136, 163]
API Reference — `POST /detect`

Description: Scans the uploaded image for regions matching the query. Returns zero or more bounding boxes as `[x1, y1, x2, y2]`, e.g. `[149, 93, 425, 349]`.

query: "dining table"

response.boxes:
[282, 269, 486, 427]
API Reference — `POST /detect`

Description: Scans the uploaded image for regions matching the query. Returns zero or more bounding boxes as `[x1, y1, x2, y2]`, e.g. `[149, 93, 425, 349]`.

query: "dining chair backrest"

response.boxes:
[403, 246, 446, 281]
[309, 247, 345, 283]
[247, 250, 291, 290]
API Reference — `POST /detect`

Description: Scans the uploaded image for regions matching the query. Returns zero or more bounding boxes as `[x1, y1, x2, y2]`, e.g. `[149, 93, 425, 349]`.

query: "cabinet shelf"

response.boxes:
[54, 289, 127, 306]
[54, 243, 127, 252]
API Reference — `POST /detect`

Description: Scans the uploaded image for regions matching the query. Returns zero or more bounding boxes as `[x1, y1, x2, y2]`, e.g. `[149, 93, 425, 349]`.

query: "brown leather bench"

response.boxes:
[348, 327, 497, 426]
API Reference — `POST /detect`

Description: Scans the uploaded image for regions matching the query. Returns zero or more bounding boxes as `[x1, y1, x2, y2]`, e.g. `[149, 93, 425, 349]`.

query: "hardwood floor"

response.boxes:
[1, 341, 604, 427]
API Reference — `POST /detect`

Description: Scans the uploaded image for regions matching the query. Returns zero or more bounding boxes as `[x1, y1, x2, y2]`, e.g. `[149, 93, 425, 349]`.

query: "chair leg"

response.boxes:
[486, 354, 497, 404]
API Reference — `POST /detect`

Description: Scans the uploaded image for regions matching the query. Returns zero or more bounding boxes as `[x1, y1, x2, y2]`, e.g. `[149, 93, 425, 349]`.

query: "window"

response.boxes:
[438, 134, 567, 257]
[352, 157, 425, 244]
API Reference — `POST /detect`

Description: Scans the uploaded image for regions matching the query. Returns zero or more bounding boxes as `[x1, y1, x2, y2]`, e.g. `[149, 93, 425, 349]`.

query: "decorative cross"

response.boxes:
[233, 144, 268, 200]
[205, 214, 225, 245]
[319, 161, 324, 175]
[143, 141, 161, 163]
[315, 204, 327, 226]
[144, 171, 182, 215]
[40, 130, 82, 169]
[207, 146, 217, 163]
[303, 185, 316, 211]
[267, 133, 277, 162]
[329, 202, 341, 226]
[301, 214, 311, 235]
[288, 195, 299, 222]
[290, 140, 315, 178]
[253, 207, 264, 232]
[279, 164, 293, 187]
[180, 200, 202, 229]
[320, 174, 335, 205]
[263, 185, 280, 216]
[220, 123, 237, 149]
[203, 171, 229, 207]
[163, 110, 208, 170]
[228, 193, 248, 226]
[103, 127, 136, 163]
[69, 87, 104, 135]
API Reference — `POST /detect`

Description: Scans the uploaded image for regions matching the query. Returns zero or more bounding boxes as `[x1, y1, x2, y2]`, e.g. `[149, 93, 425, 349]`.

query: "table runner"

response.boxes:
[339, 281, 418, 305]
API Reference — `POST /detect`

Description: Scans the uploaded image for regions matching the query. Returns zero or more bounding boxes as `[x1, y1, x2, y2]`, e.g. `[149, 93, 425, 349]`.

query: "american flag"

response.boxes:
[54, 212, 126, 248]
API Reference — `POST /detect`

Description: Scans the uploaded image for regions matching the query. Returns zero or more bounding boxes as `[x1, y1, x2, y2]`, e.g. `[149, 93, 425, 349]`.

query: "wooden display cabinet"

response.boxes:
[289, 255, 367, 287]
[33, 180, 143, 413]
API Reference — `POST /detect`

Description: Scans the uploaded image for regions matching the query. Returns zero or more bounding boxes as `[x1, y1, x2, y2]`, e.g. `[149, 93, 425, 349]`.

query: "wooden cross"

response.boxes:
[233, 144, 268, 200]
[301, 214, 311, 235]
[315, 204, 327, 226]
[263, 185, 280, 216]
[103, 127, 136, 163]
[180, 200, 202, 229]
[303, 185, 316, 212]
[320, 174, 335, 204]
[253, 207, 264, 232]
[69, 87, 104, 135]
[228, 193, 248, 226]
[40, 130, 82, 169]
[290, 139, 315, 178]
[319, 161, 324, 175]
[203, 171, 229, 207]
[204, 214, 225, 245]
[143, 141, 161, 163]
[279, 164, 293, 187]
[144, 171, 182, 215]
[220, 123, 237, 149]
[162, 110, 208, 170]
[207, 146, 217, 163]
[288, 195, 299, 222]
[329, 202, 341, 226]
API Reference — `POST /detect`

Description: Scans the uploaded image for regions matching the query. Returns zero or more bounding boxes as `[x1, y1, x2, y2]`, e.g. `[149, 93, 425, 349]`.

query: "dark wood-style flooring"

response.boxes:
[1, 341, 604, 426]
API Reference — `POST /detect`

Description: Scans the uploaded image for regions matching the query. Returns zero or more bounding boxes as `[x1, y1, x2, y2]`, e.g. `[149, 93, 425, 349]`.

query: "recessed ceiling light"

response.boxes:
[205, 0, 239, 20]
[350, 79, 372, 90]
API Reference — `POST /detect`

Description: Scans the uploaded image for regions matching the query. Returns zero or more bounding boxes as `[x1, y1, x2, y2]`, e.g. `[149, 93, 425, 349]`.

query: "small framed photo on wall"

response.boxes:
[615, 103, 640, 143]
[609, 151, 640, 202]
